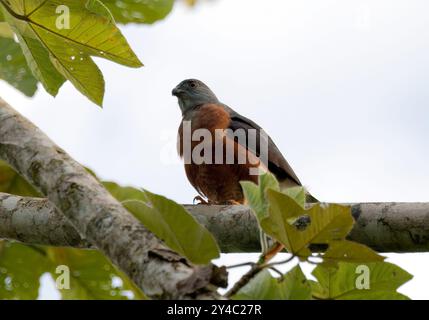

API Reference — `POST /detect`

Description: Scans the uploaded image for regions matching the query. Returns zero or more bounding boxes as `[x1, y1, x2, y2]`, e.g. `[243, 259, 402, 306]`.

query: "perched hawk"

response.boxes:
[173, 79, 316, 205]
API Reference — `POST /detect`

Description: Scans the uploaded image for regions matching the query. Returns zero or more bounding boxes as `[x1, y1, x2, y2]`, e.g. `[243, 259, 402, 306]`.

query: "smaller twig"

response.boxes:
[225, 262, 256, 270]
[225, 263, 263, 297]
[268, 267, 284, 279]
[264, 255, 296, 268]
[226, 243, 294, 298]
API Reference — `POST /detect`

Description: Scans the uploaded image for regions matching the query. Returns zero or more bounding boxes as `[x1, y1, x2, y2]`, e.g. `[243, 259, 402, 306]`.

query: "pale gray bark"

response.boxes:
[0, 193, 91, 248]
[197, 203, 429, 253]
[0, 98, 224, 300]
[1, 193, 429, 253]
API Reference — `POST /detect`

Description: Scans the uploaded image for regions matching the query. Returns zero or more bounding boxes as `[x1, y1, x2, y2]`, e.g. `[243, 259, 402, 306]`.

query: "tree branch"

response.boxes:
[0, 97, 224, 300]
[194, 202, 429, 253]
[1, 192, 429, 253]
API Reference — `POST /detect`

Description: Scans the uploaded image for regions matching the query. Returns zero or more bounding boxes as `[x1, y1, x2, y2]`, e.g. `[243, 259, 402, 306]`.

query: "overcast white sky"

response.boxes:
[1, 0, 429, 300]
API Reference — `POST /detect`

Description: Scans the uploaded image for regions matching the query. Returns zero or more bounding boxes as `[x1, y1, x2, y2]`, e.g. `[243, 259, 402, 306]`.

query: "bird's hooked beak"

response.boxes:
[172, 86, 184, 97]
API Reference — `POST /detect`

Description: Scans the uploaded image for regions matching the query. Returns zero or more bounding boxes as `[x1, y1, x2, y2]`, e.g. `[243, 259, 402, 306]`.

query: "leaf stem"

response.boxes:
[225, 242, 294, 298]
[225, 263, 264, 298]
[0, 0, 29, 21]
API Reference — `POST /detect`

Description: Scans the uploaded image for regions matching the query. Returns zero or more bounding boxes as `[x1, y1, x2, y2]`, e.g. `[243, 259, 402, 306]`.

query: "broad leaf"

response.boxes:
[101, 0, 174, 24]
[264, 189, 353, 257]
[312, 262, 412, 300]
[323, 240, 384, 267]
[124, 190, 220, 265]
[103, 181, 148, 203]
[106, 183, 220, 263]
[0, 165, 147, 300]
[47, 247, 146, 300]
[13, 31, 66, 96]
[0, 160, 41, 197]
[0, 241, 147, 300]
[240, 172, 280, 222]
[0, 21, 13, 37]
[0, 38, 38, 97]
[233, 266, 312, 300]
[241, 174, 306, 225]
[283, 186, 306, 209]
[0, 241, 50, 300]
[1, 0, 142, 105]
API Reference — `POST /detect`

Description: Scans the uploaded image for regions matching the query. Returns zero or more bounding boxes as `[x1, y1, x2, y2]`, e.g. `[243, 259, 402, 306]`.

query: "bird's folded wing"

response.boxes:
[225, 106, 302, 186]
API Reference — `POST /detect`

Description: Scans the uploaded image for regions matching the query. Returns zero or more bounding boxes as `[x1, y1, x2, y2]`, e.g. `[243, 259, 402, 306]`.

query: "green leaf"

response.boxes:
[42, 32, 106, 106]
[240, 172, 280, 222]
[0, 160, 41, 197]
[105, 183, 220, 264]
[283, 186, 306, 209]
[241, 173, 306, 227]
[13, 31, 66, 96]
[47, 247, 146, 300]
[0, 21, 13, 37]
[312, 262, 412, 300]
[103, 181, 148, 203]
[124, 190, 220, 265]
[233, 266, 312, 300]
[0, 241, 50, 299]
[0, 165, 149, 300]
[0, 37, 38, 96]
[323, 240, 385, 267]
[100, 0, 174, 24]
[264, 189, 354, 257]
[1, 0, 142, 105]
[309, 279, 326, 300]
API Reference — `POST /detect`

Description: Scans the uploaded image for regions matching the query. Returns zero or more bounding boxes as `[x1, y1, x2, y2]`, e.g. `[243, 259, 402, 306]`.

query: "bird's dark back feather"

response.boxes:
[222, 105, 302, 186]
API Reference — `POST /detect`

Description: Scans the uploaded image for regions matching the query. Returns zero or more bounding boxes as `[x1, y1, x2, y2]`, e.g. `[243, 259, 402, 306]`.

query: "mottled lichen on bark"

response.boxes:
[2, 194, 429, 253]
[0, 98, 223, 300]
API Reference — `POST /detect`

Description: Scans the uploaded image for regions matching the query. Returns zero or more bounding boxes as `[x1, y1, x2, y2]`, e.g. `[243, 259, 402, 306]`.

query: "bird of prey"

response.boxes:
[173, 79, 316, 205]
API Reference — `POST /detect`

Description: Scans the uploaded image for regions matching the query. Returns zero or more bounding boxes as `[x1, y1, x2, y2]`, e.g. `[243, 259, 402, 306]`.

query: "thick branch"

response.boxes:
[0, 98, 223, 300]
[1, 193, 428, 253]
[190, 203, 429, 253]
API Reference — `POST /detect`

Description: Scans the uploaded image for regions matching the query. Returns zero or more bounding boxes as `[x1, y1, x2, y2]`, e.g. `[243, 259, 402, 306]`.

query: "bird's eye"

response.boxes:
[189, 82, 196, 88]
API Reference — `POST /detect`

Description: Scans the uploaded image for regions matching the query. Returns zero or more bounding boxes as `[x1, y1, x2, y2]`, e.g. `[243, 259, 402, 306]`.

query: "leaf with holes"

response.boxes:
[0, 0, 142, 105]
[312, 262, 412, 300]
[263, 189, 353, 257]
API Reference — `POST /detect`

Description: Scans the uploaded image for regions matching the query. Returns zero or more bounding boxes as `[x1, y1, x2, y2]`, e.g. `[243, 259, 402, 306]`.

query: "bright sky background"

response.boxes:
[1, 0, 429, 300]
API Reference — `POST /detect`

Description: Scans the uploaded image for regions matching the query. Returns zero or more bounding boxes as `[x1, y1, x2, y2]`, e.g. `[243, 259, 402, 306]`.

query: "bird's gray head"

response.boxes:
[172, 79, 219, 115]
